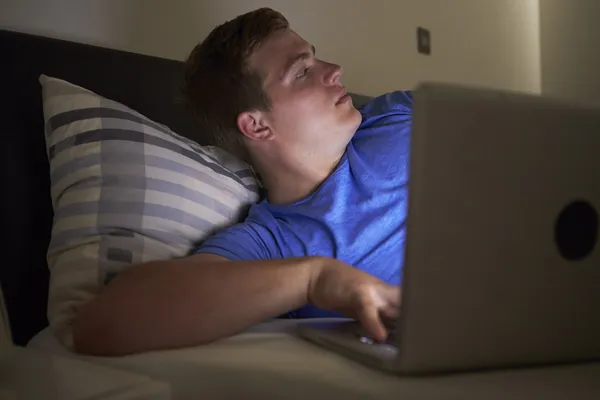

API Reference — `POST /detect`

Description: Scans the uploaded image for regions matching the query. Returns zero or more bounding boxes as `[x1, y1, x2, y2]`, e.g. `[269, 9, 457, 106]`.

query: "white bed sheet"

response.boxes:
[28, 320, 600, 400]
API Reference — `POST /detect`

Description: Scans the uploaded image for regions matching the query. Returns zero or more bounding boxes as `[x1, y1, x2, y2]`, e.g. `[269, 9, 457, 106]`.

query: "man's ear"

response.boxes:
[237, 111, 273, 142]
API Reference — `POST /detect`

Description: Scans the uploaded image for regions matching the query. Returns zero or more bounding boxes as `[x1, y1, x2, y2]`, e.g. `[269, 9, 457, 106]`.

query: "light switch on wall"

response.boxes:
[417, 27, 431, 55]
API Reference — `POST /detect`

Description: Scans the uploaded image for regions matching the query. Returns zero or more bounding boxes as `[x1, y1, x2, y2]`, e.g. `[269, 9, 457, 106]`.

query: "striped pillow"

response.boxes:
[40, 75, 259, 349]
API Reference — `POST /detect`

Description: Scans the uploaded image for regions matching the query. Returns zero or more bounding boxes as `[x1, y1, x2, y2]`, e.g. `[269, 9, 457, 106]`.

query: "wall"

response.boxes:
[539, 0, 600, 106]
[0, 0, 541, 96]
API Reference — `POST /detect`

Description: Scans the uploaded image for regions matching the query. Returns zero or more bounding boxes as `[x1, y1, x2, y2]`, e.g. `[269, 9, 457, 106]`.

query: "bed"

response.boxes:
[4, 28, 600, 400]
[0, 28, 372, 347]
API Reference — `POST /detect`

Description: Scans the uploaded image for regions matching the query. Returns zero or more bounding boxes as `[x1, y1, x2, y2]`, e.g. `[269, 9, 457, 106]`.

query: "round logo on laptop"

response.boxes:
[555, 200, 598, 261]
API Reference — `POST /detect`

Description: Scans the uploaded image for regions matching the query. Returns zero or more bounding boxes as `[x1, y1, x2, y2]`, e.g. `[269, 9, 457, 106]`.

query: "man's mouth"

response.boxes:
[336, 89, 351, 105]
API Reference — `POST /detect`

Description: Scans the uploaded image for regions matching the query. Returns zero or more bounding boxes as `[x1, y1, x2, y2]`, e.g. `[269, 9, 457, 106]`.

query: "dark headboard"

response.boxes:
[0, 29, 207, 345]
[0, 29, 372, 345]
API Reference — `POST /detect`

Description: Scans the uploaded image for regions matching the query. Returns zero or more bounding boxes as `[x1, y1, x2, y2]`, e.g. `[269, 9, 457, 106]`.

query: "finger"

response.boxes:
[380, 284, 402, 307]
[381, 305, 399, 321]
[356, 303, 388, 342]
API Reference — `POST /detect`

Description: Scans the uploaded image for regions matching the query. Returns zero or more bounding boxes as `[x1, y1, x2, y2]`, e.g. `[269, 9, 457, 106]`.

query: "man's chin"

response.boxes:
[347, 106, 362, 131]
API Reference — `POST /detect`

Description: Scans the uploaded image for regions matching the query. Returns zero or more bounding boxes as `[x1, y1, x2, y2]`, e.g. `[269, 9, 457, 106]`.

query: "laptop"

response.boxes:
[297, 82, 600, 375]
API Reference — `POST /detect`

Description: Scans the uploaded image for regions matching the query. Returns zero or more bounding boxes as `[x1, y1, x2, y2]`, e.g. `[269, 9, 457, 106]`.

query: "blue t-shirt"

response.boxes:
[195, 90, 413, 318]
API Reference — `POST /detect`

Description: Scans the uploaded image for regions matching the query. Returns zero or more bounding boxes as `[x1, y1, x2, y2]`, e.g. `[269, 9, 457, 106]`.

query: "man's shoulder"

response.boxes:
[353, 90, 413, 140]
[358, 90, 413, 118]
[221, 201, 279, 236]
[194, 204, 280, 261]
[193, 201, 285, 260]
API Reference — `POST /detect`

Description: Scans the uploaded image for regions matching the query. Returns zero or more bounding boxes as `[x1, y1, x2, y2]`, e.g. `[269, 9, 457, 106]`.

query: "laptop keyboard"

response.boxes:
[353, 323, 398, 346]
[385, 328, 398, 345]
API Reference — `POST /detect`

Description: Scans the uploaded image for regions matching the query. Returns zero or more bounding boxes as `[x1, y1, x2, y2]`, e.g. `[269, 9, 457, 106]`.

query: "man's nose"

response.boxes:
[325, 63, 343, 85]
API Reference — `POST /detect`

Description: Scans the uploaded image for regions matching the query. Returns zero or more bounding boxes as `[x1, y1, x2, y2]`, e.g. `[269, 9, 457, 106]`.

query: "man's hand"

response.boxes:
[308, 257, 401, 342]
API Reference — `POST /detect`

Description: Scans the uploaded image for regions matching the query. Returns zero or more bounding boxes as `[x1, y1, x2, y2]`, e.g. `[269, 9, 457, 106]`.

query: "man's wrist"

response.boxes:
[303, 256, 327, 305]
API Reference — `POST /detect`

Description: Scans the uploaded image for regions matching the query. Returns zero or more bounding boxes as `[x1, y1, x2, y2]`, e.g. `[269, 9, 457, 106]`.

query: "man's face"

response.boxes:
[247, 29, 362, 161]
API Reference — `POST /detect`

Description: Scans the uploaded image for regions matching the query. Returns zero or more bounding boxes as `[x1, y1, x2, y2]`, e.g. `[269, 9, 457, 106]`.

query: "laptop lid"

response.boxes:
[395, 83, 600, 373]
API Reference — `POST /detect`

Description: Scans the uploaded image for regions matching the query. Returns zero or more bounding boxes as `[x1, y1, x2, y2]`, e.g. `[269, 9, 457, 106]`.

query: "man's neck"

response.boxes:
[256, 152, 345, 205]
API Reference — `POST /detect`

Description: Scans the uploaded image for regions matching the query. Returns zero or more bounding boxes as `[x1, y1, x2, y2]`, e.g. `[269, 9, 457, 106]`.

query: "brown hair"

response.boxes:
[183, 8, 289, 161]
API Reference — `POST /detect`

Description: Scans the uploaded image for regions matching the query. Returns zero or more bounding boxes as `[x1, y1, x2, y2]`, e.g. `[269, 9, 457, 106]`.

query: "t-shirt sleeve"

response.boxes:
[193, 220, 280, 261]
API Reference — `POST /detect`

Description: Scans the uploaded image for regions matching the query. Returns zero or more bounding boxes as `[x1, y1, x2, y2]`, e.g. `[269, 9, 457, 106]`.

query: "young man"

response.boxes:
[73, 8, 413, 356]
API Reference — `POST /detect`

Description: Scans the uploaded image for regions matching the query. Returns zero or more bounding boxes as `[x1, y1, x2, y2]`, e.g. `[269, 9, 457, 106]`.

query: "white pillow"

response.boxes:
[40, 75, 259, 349]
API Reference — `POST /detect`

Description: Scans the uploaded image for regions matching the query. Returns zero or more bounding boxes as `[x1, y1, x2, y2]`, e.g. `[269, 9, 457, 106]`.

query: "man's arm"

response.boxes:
[73, 254, 318, 356]
[73, 252, 400, 356]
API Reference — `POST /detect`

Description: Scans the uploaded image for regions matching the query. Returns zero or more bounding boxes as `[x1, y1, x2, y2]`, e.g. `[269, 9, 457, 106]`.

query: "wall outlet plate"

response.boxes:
[417, 27, 431, 55]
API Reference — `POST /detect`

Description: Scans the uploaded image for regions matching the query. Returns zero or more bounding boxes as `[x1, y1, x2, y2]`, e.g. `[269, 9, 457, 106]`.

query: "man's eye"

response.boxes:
[296, 67, 310, 79]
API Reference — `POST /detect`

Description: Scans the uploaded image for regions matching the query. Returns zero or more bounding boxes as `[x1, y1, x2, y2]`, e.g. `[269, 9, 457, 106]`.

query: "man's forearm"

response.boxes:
[72, 254, 321, 356]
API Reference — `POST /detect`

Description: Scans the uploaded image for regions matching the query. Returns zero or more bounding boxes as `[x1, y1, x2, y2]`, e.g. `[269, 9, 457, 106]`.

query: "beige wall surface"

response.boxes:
[540, 0, 600, 106]
[0, 0, 541, 96]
